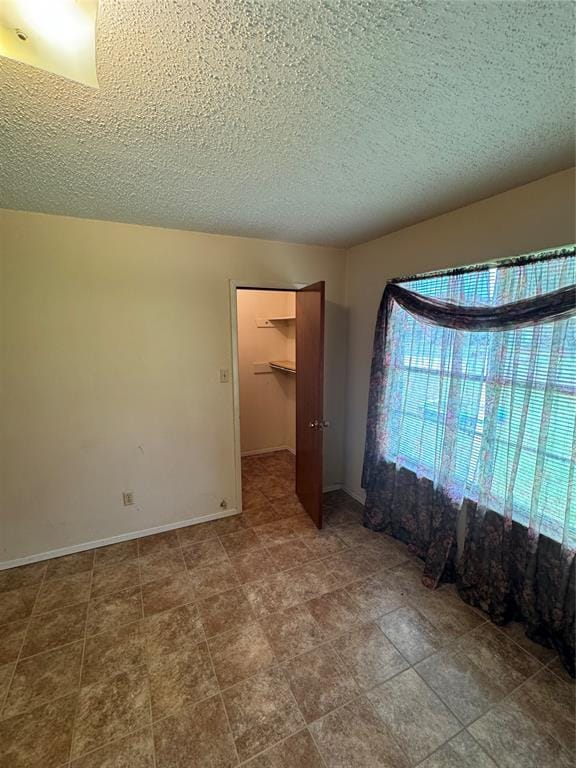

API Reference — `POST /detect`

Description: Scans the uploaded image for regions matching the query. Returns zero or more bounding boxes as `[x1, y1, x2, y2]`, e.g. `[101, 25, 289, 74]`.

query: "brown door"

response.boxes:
[296, 281, 325, 528]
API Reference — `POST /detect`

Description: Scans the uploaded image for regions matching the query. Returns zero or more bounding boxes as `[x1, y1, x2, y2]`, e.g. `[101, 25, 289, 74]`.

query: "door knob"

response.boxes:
[308, 420, 330, 429]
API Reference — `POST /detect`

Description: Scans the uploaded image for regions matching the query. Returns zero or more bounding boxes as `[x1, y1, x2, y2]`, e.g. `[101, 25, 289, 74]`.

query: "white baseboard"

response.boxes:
[0, 508, 240, 571]
[241, 446, 295, 457]
[323, 483, 343, 493]
[342, 486, 366, 505]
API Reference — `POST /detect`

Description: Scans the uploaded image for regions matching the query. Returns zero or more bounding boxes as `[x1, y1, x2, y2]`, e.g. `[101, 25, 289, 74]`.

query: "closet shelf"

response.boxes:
[267, 316, 295, 321]
[269, 360, 296, 374]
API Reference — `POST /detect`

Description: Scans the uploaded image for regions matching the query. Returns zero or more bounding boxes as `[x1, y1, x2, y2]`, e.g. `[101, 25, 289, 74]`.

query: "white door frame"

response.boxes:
[229, 279, 306, 515]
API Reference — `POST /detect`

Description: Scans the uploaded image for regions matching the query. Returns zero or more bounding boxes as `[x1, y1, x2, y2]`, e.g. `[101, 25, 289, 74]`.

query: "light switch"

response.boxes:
[219, 368, 230, 383]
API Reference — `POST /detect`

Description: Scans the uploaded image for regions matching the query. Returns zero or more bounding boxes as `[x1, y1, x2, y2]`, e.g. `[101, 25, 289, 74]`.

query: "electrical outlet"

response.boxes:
[122, 491, 135, 506]
[219, 368, 230, 383]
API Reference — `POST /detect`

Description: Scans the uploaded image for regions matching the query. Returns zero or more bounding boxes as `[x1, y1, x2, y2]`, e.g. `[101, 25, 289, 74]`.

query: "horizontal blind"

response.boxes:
[383, 253, 576, 546]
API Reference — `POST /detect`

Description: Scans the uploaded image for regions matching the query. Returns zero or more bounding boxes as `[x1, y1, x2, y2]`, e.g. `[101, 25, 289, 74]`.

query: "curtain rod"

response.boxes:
[389, 244, 575, 285]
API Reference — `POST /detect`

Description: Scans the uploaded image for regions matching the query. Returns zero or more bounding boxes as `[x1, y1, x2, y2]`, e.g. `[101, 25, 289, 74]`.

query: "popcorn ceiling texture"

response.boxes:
[0, 0, 574, 246]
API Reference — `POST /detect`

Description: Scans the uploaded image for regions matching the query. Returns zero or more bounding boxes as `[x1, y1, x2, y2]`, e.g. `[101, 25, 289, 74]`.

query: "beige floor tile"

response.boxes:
[258, 477, 294, 501]
[243, 487, 269, 510]
[82, 621, 146, 686]
[267, 540, 315, 571]
[497, 621, 556, 664]
[416, 647, 508, 726]
[285, 560, 340, 603]
[244, 728, 324, 767]
[0, 562, 46, 595]
[416, 622, 542, 726]
[253, 520, 299, 547]
[0, 693, 77, 768]
[70, 727, 155, 768]
[72, 667, 151, 758]
[345, 573, 406, 621]
[209, 516, 248, 536]
[271, 496, 306, 520]
[181, 538, 228, 570]
[298, 530, 348, 558]
[86, 586, 143, 636]
[188, 560, 240, 601]
[547, 654, 575, 685]
[260, 604, 326, 661]
[209, 622, 276, 688]
[242, 504, 282, 527]
[220, 529, 262, 557]
[137, 530, 180, 558]
[147, 642, 218, 719]
[141, 572, 194, 617]
[242, 577, 282, 618]
[377, 605, 446, 664]
[21, 602, 87, 658]
[177, 520, 221, 546]
[309, 696, 409, 768]
[143, 603, 204, 657]
[283, 645, 359, 723]
[321, 546, 384, 587]
[222, 666, 304, 761]
[323, 505, 364, 528]
[93, 540, 138, 569]
[410, 589, 485, 640]
[332, 621, 409, 690]
[0, 585, 39, 626]
[368, 668, 461, 764]
[138, 548, 186, 585]
[417, 731, 497, 768]
[0, 620, 28, 665]
[154, 694, 237, 768]
[0, 662, 15, 704]
[45, 551, 94, 581]
[333, 524, 390, 549]
[469, 697, 574, 768]
[230, 548, 281, 584]
[3, 640, 83, 718]
[306, 588, 363, 637]
[505, 667, 575, 753]
[90, 562, 140, 600]
[287, 515, 320, 536]
[33, 571, 91, 615]
[198, 586, 255, 638]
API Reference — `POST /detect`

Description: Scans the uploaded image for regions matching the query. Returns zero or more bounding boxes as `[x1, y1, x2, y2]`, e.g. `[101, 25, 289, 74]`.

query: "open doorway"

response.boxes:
[237, 288, 297, 519]
[231, 281, 326, 529]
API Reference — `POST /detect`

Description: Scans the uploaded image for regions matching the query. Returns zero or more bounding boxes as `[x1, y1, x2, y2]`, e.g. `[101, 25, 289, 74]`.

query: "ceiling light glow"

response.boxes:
[0, 0, 99, 87]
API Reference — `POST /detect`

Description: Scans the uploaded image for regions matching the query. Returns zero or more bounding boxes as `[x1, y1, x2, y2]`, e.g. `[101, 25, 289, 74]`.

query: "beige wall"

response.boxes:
[343, 168, 576, 499]
[0, 210, 346, 563]
[237, 290, 296, 454]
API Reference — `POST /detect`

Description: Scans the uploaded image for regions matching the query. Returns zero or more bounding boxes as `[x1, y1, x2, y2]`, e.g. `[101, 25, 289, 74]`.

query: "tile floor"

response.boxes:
[0, 449, 573, 767]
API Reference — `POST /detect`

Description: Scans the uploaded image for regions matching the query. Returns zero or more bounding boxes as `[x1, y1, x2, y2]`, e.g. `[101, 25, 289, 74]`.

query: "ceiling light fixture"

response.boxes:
[0, 0, 99, 87]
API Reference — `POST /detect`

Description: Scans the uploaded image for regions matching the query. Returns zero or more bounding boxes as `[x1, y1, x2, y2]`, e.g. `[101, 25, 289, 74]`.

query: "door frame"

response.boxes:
[229, 279, 307, 515]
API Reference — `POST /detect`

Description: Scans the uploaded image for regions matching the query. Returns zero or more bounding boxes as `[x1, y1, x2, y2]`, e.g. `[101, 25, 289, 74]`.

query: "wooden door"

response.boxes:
[296, 281, 325, 528]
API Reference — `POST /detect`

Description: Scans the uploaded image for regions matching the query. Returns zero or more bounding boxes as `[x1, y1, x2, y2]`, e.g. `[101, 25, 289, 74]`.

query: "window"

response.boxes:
[381, 255, 575, 546]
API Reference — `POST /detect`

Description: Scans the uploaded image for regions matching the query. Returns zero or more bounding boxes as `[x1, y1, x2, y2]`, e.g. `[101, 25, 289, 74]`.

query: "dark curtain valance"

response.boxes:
[388, 282, 576, 332]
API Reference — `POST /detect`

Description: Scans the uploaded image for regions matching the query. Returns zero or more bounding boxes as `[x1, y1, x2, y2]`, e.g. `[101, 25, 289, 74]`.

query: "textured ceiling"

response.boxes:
[0, 0, 574, 247]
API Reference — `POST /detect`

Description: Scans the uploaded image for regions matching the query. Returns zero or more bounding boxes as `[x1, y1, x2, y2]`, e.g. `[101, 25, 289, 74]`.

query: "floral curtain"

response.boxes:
[362, 246, 576, 674]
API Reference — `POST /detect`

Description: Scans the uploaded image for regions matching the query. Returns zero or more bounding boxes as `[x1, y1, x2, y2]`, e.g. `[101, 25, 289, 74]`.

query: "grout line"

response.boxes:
[0, 563, 48, 718]
[203, 623, 241, 766]
[138, 549, 157, 768]
[66, 565, 93, 764]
